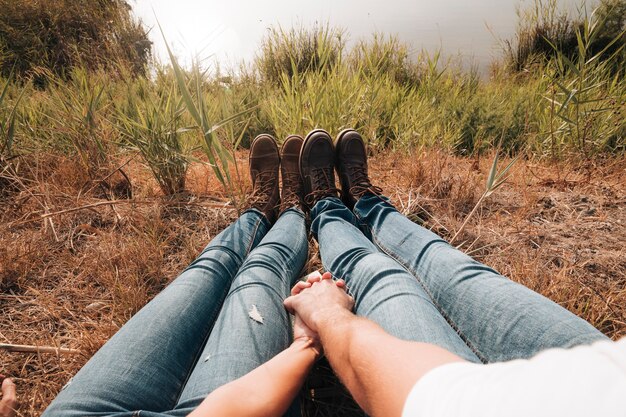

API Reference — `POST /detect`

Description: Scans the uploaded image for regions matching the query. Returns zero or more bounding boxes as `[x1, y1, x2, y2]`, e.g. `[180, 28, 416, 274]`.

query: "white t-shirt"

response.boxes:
[403, 338, 626, 417]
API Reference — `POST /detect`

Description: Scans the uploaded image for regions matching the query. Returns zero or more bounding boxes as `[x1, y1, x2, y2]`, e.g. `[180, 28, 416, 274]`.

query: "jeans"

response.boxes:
[311, 195, 607, 364]
[44, 193, 607, 416]
[43, 208, 308, 417]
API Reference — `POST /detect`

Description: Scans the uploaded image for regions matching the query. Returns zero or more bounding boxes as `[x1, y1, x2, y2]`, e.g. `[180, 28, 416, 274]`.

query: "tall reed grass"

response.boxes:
[116, 79, 191, 195]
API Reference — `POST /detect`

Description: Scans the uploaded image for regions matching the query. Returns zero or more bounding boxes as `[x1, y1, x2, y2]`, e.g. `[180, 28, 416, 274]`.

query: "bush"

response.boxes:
[0, 0, 152, 82]
[350, 33, 419, 86]
[255, 24, 344, 86]
[116, 79, 190, 195]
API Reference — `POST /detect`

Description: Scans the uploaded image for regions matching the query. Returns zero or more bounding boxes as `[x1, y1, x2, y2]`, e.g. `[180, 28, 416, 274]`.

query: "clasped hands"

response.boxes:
[284, 272, 355, 354]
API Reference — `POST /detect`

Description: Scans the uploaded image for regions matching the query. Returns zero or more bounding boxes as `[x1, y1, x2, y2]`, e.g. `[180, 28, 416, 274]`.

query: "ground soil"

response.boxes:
[1, 150, 624, 416]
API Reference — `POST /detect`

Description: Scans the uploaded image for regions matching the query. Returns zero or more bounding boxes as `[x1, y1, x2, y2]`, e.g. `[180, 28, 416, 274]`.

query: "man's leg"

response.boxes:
[354, 192, 608, 362]
[331, 128, 607, 363]
[311, 197, 480, 363]
[172, 208, 308, 415]
[42, 210, 270, 416]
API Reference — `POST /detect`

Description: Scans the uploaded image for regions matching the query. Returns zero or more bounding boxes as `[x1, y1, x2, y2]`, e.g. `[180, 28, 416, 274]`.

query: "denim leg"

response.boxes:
[354, 193, 608, 363]
[311, 197, 479, 363]
[171, 208, 308, 416]
[42, 210, 270, 417]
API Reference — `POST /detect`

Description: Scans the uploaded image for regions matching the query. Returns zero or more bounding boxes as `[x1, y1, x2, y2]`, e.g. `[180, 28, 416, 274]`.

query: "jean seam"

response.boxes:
[246, 214, 267, 257]
[358, 216, 488, 363]
[171, 274, 233, 408]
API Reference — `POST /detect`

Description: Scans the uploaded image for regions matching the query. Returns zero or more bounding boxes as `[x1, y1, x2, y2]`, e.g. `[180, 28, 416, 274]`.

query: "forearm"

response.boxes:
[318, 310, 465, 417]
[189, 339, 319, 417]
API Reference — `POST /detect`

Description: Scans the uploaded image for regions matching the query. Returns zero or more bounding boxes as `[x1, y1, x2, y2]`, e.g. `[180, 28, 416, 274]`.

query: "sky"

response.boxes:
[131, 0, 581, 72]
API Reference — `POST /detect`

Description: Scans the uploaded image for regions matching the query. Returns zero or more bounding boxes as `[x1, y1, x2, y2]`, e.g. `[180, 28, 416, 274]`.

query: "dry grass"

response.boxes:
[1, 150, 625, 416]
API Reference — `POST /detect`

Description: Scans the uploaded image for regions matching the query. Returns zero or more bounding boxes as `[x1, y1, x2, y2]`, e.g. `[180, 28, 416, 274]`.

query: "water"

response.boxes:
[134, 0, 582, 71]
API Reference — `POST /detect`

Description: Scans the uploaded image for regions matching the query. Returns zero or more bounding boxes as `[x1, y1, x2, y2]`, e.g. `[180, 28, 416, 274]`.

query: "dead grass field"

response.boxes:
[1, 150, 625, 416]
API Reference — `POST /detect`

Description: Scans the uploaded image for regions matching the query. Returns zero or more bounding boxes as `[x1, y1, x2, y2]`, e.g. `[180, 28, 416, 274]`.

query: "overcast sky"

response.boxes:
[132, 0, 581, 71]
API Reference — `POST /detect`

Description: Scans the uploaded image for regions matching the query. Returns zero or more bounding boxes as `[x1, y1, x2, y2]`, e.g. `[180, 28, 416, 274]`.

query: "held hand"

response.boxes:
[284, 272, 355, 333]
[290, 280, 322, 353]
[0, 376, 17, 417]
[292, 313, 323, 354]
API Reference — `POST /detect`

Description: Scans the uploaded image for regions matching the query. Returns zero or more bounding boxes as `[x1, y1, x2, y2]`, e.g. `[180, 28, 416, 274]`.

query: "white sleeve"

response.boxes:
[402, 338, 626, 417]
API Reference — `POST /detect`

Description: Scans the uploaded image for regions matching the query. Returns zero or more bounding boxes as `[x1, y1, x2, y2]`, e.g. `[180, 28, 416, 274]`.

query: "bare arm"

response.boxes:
[284, 273, 465, 417]
[317, 309, 464, 417]
[188, 337, 319, 417]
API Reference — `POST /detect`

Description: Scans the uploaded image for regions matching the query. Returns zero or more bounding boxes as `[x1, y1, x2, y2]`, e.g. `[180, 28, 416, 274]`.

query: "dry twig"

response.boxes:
[0, 343, 80, 355]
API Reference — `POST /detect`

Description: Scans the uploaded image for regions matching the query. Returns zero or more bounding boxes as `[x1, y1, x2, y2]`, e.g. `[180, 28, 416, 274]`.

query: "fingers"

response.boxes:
[283, 296, 296, 314]
[1, 377, 17, 415]
[291, 281, 311, 296]
[2, 378, 16, 400]
[301, 272, 348, 291]
[306, 274, 321, 284]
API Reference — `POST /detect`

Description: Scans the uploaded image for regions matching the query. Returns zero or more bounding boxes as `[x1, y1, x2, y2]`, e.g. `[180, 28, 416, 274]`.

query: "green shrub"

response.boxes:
[350, 33, 419, 86]
[255, 24, 344, 86]
[116, 79, 191, 195]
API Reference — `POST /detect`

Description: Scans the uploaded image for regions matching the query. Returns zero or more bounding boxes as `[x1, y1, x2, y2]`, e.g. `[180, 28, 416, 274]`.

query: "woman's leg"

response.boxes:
[353, 192, 608, 363]
[311, 197, 480, 363]
[171, 208, 308, 415]
[42, 210, 270, 417]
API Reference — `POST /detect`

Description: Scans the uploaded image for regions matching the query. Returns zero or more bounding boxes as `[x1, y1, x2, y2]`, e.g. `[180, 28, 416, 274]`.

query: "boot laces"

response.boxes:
[304, 167, 339, 206]
[347, 163, 382, 198]
[248, 170, 276, 207]
[281, 172, 303, 208]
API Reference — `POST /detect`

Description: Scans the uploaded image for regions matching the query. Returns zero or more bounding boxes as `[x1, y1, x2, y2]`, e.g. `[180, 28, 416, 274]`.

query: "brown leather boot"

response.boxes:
[299, 129, 340, 210]
[279, 135, 305, 213]
[334, 129, 382, 210]
[248, 134, 280, 223]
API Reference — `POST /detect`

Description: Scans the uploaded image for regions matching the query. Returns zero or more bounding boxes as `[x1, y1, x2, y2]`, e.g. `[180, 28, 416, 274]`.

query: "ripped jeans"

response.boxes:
[42, 208, 308, 417]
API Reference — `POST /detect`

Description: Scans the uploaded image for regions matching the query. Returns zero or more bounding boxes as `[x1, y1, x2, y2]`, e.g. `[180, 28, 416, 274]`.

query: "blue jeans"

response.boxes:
[44, 194, 607, 416]
[43, 208, 308, 417]
[311, 195, 607, 364]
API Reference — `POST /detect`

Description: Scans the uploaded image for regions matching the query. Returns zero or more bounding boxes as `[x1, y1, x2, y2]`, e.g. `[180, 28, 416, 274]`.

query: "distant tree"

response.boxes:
[0, 0, 152, 81]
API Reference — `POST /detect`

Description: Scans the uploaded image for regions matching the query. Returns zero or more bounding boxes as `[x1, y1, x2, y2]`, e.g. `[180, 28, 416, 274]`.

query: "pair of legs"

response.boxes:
[312, 193, 607, 363]
[43, 208, 308, 416]
[302, 128, 605, 364]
